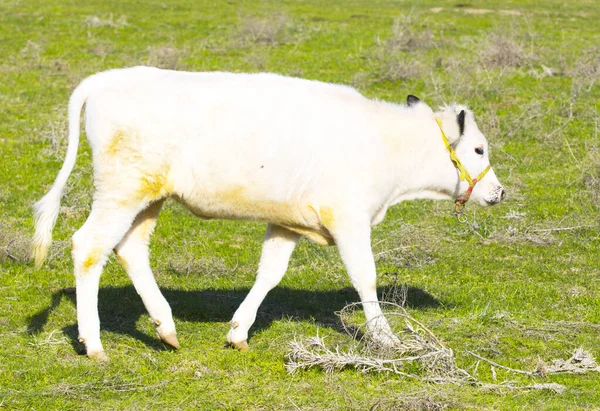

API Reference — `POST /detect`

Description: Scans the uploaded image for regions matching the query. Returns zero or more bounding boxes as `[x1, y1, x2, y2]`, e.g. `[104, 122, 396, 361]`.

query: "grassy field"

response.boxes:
[1, 0, 599, 409]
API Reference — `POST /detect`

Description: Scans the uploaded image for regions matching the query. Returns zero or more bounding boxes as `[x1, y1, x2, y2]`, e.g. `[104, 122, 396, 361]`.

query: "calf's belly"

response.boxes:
[172, 186, 335, 246]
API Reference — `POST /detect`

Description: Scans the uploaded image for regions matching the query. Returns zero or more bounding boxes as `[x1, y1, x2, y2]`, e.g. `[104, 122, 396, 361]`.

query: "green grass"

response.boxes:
[1, 0, 599, 409]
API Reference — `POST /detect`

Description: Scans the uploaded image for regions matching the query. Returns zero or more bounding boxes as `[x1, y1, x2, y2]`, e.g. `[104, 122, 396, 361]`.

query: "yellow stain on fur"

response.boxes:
[319, 206, 335, 229]
[82, 248, 102, 272]
[211, 185, 294, 223]
[135, 166, 173, 202]
[281, 224, 334, 246]
[140, 174, 167, 198]
[215, 185, 246, 205]
[105, 129, 127, 156]
[218, 187, 336, 245]
[179, 185, 336, 246]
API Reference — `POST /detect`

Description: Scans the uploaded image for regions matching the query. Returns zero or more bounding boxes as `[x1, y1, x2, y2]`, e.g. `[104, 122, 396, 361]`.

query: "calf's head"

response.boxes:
[434, 104, 505, 207]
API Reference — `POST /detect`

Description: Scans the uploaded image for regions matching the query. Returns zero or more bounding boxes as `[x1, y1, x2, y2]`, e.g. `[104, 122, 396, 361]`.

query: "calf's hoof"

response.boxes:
[229, 340, 249, 351]
[87, 350, 108, 361]
[159, 332, 181, 350]
[371, 332, 401, 348]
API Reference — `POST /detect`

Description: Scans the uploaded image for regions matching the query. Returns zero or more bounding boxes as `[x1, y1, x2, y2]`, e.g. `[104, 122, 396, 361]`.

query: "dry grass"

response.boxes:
[244, 51, 269, 71]
[489, 213, 597, 244]
[287, 287, 599, 393]
[237, 13, 289, 46]
[366, 15, 432, 84]
[287, 284, 473, 384]
[385, 16, 434, 53]
[84, 15, 129, 28]
[376, 59, 424, 82]
[20, 40, 43, 63]
[37, 113, 93, 218]
[27, 329, 68, 349]
[39, 117, 68, 159]
[583, 143, 600, 208]
[145, 46, 186, 70]
[47, 377, 170, 400]
[167, 252, 234, 278]
[480, 33, 533, 69]
[58, 167, 93, 220]
[373, 224, 436, 269]
[1, 221, 69, 265]
[369, 392, 453, 411]
[567, 47, 600, 119]
[0, 224, 32, 264]
[568, 47, 600, 92]
[522, 320, 600, 342]
[496, 101, 545, 141]
[537, 348, 600, 376]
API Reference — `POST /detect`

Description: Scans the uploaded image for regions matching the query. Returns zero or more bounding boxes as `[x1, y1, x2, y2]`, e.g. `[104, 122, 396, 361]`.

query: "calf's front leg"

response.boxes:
[227, 224, 300, 349]
[333, 219, 399, 346]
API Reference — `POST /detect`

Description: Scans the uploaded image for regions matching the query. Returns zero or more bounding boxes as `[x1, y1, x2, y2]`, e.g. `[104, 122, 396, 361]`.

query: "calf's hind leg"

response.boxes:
[113, 200, 179, 349]
[227, 224, 300, 349]
[72, 200, 144, 360]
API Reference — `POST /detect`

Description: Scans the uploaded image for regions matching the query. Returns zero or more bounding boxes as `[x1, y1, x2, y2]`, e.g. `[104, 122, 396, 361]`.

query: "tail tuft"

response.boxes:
[32, 189, 61, 268]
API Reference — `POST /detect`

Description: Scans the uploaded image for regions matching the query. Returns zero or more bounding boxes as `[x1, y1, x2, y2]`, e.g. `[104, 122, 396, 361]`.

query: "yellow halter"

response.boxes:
[435, 118, 491, 213]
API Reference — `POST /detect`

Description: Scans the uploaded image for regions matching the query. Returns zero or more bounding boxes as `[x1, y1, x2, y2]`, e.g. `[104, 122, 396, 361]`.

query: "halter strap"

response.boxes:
[435, 118, 491, 213]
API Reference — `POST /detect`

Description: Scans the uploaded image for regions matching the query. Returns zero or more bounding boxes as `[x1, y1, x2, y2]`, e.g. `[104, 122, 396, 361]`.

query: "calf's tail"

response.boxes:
[32, 77, 95, 268]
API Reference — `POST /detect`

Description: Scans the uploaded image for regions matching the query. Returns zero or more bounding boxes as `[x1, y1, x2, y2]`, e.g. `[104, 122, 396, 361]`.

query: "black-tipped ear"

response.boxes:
[457, 110, 466, 135]
[407, 94, 420, 107]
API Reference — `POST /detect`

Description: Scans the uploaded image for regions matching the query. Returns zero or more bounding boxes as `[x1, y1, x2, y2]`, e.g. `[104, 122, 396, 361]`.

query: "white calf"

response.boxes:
[33, 67, 504, 360]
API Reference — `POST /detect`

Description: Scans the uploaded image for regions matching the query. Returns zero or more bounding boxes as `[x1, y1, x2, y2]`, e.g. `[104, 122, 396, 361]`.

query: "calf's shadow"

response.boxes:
[27, 283, 440, 353]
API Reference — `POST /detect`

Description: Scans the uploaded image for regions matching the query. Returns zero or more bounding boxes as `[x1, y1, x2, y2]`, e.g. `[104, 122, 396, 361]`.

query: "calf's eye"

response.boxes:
[475, 147, 484, 155]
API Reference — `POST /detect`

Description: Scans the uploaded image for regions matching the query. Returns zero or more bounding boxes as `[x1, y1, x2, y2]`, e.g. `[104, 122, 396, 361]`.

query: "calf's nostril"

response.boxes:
[500, 189, 506, 201]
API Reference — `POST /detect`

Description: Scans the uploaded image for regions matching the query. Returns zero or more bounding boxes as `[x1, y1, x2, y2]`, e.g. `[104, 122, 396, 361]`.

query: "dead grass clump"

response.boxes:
[1, 221, 69, 265]
[373, 223, 436, 269]
[287, 290, 472, 383]
[582, 145, 600, 208]
[27, 329, 68, 349]
[377, 59, 424, 82]
[537, 348, 600, 376]
[568, 47, 600, 92]
[146, 46, 185, 70]
[287, 289, 599, 392]
[167, 255, 233, 277]
[366, 15, 432, 84]
[494, 225, 556, 245]
[490, 210, 597, 244]
[375, 244, 435, 270]
[370, 394, 451, 411]
[48, 376, 169, 398]
[481, 35, 531, 68]
[20, 40, 43, 61]
[244, 51, 268, 71]
[523, 320, 600, 342]
[59, 167, 92, 220]
[469, 347, 600, 379]
[496, 101, 545, 141]
[84, 15, 129, 28]
[39, 117, 68, 159]
[350, 71, 371, 89]
[237, 14, 289, 46]
[286, 328, 466, 383]
[0, 224, 32, 264]
[385, 16, 435, 53]
[567, 48, 600, 119]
